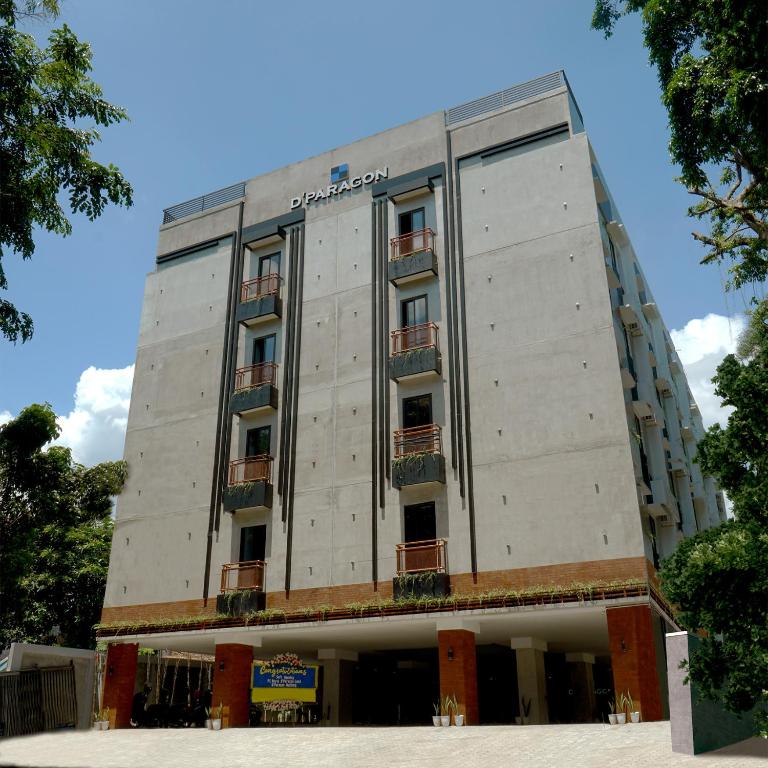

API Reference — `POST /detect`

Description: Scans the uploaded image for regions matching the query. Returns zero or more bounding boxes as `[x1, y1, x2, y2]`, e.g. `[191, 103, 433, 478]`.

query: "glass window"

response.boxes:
[258, 252, 280, 279]
[252, 334, 276, 365]
[404, 502, 436, 543]
[401, 295, 428, 328]
[239, 524, 266, 562]
[246, 426, 271, 457]
[398, 208, 425, 236]
[402, 394, 432, 429]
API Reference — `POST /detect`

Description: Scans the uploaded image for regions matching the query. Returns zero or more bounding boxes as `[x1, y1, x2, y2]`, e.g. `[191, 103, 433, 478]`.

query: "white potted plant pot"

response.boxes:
[432, 716, 441, 726]
[440, 715, 450, 727]
[204, 718, 212, 729]
[630, 711, 640, 723]
[616, 713, 626, 724]
[608, 713, 618, 725]
[454, 715, 464, 727]
[211, 719, 222, 731]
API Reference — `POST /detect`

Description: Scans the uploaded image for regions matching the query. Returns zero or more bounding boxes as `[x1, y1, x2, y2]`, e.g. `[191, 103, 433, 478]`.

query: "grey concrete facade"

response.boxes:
[103, 73, 725, 691]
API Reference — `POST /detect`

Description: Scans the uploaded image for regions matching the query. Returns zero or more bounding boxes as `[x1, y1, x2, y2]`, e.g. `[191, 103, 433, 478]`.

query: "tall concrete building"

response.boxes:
[99, 72, 725, 728]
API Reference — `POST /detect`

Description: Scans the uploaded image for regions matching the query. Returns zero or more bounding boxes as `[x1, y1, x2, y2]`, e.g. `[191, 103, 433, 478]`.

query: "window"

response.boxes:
[252, 334, 276, 365]
[401, 295, 428, 328]
[258, 252, 280, 279]
[239, 524, 266, 562]
[404, 502, 436, 543]
[246, 426, 271, 457]
[398, 207, 425, 236]
[402, 394, 432, 429]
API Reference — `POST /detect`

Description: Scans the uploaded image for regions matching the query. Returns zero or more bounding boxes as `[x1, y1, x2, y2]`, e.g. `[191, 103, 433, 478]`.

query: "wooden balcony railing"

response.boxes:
[391, 322, 439, 355]
[220, 560, 266, 593]
[233, 362, 278, 392]
[393, 424, 442, 458]
[240, 273, 280, 303]
[395, 538, 446, 575]
[228, 455, 274, 485]
[390, 228, 435, 261]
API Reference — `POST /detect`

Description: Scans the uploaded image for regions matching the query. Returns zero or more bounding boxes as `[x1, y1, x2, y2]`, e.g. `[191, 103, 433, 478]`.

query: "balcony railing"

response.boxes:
[220, 560, 266, 593]
[393, 424, 442, 458]
[240, 273, 280, 303]
[234, 362, 278, 392]
[228, 455, 274, 485]
[390, 228, 435, 261]
[391, 322, 439, 355]
[395, 538, 447, 575]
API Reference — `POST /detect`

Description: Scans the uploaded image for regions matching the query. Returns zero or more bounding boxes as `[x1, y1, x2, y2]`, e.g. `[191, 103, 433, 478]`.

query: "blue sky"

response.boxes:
[0, 0, 745, 462]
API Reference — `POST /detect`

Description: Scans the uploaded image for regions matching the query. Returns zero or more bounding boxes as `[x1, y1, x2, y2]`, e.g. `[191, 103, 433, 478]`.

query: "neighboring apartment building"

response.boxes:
[99, 71, 725, 728]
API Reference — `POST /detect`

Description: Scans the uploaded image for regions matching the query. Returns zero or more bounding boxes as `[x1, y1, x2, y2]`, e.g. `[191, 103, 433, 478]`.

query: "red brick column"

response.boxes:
[103, 642, 138, 728]
[438, 630, 479, 725]
[607, 605, 663, 721]
[212, 643, 253, 727]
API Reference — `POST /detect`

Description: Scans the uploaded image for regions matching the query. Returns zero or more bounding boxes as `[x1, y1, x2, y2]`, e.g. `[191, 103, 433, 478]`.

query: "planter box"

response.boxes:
[229, 385, 278, 415]
[388, 250, 438, 285]
[236, 294, 281, 325]
[392, 452, 446, 489]
[393, 572, 450, 600]
[216, 589, 265, 616]
[389, 347, 441, 381]
[222, 481, 273, 512]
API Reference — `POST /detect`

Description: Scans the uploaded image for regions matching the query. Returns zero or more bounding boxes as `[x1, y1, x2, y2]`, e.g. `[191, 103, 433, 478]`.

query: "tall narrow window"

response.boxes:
[246, 426, 271, 457]
[404, 502, 436, 543]
[252, 334, 276, 365]
[402, 394, 432, 429]
[401, 295, 428, 328]
[240, 525, 267, 562]
[258, 252, 280, 279]
[398, 208, 425, 235]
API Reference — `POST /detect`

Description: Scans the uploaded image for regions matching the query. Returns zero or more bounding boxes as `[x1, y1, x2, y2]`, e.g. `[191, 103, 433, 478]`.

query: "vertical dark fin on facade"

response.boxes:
[203, 203, 243, 603]
[377, 200, 386, 510]
[284, 224, 305, 594]
[278, 228, 297, 504]
[453, 157, 478, 577]
[441, 143, 458, 472]
[383, 202, 391, 480]
[370, 201, 379, 586]
[446, 132, 466, 498]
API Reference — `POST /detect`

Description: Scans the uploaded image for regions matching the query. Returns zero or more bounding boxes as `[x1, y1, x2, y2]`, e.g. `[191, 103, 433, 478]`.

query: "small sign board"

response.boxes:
[250, 660, 319, 703]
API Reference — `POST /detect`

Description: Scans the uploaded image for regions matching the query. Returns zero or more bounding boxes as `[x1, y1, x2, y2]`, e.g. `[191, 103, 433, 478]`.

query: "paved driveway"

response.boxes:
[0, 721, 765, 768]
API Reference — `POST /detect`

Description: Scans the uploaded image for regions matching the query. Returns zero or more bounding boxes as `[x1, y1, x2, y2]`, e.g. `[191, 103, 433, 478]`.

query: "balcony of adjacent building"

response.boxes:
[222, 455, 274, 512]
[618, 304, 643, 337]
[229, 362, 278, 415]
[392, 424, 446, 489]
[216, 559, 266, 615]
[388, 228, 438, 285]
[642, 477, 679, 525]
[389, 322, 442, 381]
[631, 398, 657, 427]
[236, 273, 282, 325]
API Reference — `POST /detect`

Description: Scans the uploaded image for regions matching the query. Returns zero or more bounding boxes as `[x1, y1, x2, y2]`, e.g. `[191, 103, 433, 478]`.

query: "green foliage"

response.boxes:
[660, 301, 768, 736]
[592, 1, 768, 289]
[0, 403, 127, 649]
[0, 3, 132, 342]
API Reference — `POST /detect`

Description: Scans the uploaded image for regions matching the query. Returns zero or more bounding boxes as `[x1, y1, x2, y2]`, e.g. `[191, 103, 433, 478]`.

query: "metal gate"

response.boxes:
[0, 664, 78, 738]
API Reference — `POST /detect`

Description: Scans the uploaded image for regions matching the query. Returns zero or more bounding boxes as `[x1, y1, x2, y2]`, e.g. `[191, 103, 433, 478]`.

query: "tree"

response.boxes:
[0, 1, 133, 343]
[0, 403, 127, 649]
[660, 301, 768, 736]
[592, 1, 768, 290]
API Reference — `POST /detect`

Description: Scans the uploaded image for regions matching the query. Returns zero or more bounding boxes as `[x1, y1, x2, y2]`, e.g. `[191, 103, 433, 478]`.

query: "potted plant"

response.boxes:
[449, 695, 464, 726]
[432, 701, 441, 726]
[94, 707, 110, 730]
[204, 707, 212, 729]
[439, 695, 451, 727]
[211, 702, 223, 731]
[607, 701, 618, 725]
[625, 691, 640, 723]
[614, 693, 626, 724]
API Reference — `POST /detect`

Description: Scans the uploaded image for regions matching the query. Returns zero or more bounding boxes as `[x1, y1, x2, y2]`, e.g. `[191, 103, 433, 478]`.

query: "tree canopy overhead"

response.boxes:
[592, 0, 768, 290]
[0, 1, 132, 343]
[0, 403, 127, 649]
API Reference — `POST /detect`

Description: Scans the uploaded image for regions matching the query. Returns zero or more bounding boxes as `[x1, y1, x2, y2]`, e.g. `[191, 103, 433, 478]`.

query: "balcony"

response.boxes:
[236, 273, 282, 325]
[392, 424, 446, 489]
[229, 363, 278, 415]
[620, 366, 636, 389]
[618, 305, 643, 337]
[641, 302, 660, 321]
[668, 457, 688, 478]
[216, 560, 266, 614]
[631, 399, 657, 427]
[642, 478, 678, 523]
[681, 425, 694, 442]
[605, 262, 621, 290]
[393, 539, 449, 599]
[389, 322, 441, 381]
[222, 455, 274, 511]
[655, 376, 673, 398]
[388, 228, 438, 285]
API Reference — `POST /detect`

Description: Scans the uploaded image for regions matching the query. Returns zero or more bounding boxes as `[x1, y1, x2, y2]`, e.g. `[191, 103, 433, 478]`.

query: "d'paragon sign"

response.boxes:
[290, 167, 388, 210]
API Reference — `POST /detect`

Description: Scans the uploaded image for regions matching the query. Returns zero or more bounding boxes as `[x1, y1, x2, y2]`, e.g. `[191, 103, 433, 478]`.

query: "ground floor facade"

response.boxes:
[99, 594, 673, 729]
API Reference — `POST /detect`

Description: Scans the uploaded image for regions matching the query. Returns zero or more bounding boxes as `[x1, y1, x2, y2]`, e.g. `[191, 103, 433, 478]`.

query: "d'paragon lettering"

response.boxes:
[291, 167, 388, 209]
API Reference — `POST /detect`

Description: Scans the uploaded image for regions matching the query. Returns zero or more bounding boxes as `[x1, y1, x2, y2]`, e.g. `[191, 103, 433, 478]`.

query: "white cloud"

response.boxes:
[670, 313, 746, 429]
[0, 410, 12, 427]
[54, 365, 135, 466]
